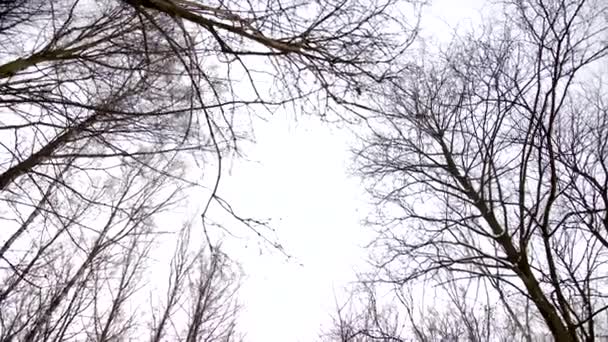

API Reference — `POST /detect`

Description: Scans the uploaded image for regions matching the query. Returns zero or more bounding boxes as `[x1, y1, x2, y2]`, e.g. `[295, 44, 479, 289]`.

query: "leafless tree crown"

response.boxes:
[0, 0, 417, 341]
[336, 0, 608, 341]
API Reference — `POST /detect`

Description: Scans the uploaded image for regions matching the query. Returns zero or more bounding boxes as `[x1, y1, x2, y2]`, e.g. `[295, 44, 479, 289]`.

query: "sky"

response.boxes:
[215, 1, 488, 341]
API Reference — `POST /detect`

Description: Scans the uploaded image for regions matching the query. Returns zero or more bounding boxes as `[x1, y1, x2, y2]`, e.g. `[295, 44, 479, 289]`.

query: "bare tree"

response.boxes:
[0, 0, 418, 341]
[149, 227, 242, 342]
[321, 284, 405, 342]
[353, 0, 608, 341]
[321, 277, 544, 342]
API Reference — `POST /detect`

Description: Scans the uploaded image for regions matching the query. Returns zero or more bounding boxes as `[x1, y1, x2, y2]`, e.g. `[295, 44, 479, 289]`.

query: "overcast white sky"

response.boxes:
[217, 1, 489, 341]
